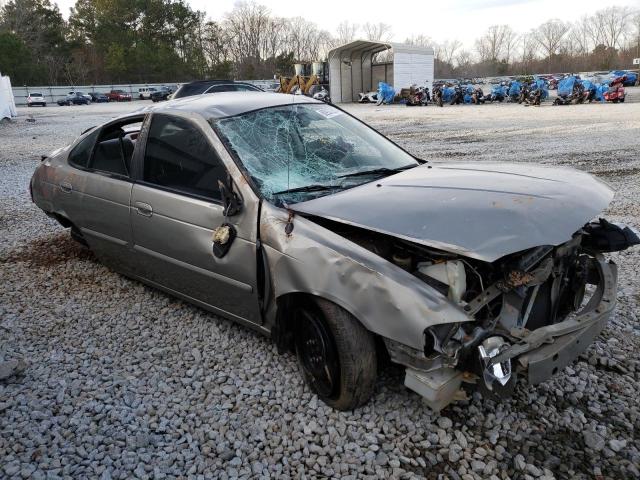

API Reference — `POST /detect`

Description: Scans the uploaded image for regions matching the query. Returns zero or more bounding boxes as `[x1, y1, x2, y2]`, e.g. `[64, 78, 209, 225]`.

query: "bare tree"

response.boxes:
[568, 16, 595, 57]
[334, 21, 359, 46]
[362, 22, 392, 42]
[455, 49, 473, 71]
[591, 6, 634, 49]
[534, 19, 570, 69]
[519, 31, 539, 71]
[475, 25, 516, 63]
[436, 39, 462, 65]
[283, 17, 328, 61]
[224, 1, 271, 63]
[404, 34, 433, 48]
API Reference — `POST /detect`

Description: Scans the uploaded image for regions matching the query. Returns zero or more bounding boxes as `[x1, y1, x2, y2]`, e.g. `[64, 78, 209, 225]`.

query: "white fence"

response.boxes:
[12, 79, 278, 105]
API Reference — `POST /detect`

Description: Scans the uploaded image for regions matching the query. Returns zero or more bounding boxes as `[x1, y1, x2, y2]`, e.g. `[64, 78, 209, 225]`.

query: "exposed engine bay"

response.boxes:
[309, 215, 639, 409]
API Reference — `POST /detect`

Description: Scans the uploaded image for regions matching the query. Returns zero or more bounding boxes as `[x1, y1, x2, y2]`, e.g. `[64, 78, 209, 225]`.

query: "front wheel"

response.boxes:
[294, 298, 377, 410]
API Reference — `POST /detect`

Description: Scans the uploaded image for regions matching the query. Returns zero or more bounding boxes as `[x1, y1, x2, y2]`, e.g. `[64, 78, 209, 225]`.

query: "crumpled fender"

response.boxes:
[259, 202, 471, 350]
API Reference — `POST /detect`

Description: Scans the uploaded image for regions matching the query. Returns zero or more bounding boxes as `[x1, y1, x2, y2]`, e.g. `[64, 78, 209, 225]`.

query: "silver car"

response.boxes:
[30, 92, 639, 411]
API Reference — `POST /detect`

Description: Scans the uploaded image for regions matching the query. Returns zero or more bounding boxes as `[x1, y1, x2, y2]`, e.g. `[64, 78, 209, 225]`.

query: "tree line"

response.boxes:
[0, 0, 638, 86]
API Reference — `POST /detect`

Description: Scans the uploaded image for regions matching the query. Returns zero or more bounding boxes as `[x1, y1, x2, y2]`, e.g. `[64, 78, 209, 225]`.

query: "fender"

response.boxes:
[259, 202, 471, 351]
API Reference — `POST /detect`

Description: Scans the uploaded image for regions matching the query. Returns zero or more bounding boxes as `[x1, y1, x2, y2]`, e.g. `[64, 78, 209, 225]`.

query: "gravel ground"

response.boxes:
[1, 97, 640, 480]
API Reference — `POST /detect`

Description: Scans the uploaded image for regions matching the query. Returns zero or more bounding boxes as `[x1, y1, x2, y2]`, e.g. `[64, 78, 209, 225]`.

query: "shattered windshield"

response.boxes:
[213, 103, 418, 204]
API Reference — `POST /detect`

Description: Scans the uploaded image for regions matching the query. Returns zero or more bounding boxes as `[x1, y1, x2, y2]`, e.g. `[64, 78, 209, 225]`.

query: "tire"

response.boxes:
[619, 98, 625, 103]
[294, 298, 377, 411]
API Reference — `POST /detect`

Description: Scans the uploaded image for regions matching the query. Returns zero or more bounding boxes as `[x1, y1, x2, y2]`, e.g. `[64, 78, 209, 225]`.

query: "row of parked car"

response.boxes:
[26, 89, 132, 107]
[25, 81, 264, 107]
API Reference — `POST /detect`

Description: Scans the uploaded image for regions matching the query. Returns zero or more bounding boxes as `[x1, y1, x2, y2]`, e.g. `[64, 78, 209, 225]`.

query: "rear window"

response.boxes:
[68, 129, 100, 169]
[30, 93, 43, 97]
[173, 84, 206, 99]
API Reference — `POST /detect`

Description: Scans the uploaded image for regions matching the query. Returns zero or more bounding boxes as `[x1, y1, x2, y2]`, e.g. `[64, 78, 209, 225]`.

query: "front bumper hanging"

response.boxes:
[490, 254, 618, 385]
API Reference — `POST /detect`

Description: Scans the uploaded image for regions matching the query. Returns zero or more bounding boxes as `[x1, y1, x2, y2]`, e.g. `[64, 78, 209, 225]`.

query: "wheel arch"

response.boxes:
[271, 291, 367, 354]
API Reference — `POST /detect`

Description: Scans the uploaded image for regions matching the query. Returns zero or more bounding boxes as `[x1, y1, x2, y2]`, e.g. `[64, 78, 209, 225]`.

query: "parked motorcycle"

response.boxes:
[432, 85, 444, 107]
[522, 79, 549, 106]
[486, 84, 506, 103]
[507, 81, 521, 102]
[554, 76, 583, 106]
[405, 85, 430, 106]
[603, 76, 626, 103]
[518, 83, 530, 104]
[471, 87, 485, 104]
[449, 85, 464, 105]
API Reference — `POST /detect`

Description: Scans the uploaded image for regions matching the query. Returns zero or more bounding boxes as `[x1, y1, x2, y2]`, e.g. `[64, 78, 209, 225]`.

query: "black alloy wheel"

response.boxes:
[295, 308, 340, 398]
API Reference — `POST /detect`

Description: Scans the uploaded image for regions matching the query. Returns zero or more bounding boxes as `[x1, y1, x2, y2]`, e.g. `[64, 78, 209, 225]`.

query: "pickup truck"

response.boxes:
[107, 90, 132, 102]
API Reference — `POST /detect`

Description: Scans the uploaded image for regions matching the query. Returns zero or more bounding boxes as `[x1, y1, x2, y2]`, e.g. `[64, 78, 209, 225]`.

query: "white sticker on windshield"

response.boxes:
[315, 106, 344, 119]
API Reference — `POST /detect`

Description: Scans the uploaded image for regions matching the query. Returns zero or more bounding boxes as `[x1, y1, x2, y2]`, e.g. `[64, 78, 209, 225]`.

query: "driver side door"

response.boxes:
[129, 112, 263, 326]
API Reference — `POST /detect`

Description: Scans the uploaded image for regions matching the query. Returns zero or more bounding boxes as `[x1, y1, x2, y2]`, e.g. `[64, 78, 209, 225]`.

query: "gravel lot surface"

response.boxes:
[1, 96, 640, 480]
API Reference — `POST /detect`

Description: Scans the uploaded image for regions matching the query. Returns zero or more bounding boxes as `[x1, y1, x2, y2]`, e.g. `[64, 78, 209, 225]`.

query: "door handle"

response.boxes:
[134, 202, 153, 217]
[60, 181, 73, 193]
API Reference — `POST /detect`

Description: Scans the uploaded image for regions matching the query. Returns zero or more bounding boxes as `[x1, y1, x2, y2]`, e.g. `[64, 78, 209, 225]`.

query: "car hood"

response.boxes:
[290, 162, 614, 262]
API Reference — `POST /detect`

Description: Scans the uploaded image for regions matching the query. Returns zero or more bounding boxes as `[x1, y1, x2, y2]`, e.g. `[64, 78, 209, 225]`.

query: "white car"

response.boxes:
[27, 92, 46, 107]
[68, 91, 92, 102]
[138, 87, 157, 99]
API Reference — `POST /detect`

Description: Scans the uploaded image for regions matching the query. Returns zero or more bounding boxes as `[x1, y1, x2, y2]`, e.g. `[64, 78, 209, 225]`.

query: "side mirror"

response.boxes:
[218, 173, 242, 216]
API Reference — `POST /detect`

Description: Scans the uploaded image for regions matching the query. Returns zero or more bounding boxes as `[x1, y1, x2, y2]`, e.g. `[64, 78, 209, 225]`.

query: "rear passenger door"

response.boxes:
[68, 116, 144, 273]
[129, 112, 262, 325]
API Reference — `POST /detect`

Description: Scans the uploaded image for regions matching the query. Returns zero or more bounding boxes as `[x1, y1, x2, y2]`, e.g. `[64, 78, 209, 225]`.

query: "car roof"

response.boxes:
[147, 92, 323, 119]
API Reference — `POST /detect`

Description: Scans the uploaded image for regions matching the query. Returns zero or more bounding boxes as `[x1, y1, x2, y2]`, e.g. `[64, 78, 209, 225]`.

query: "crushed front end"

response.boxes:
[355, 219, 637, 410]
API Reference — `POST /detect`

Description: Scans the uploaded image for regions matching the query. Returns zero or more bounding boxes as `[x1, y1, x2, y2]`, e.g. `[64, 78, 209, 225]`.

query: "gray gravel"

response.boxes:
[1, 98, 640, 479]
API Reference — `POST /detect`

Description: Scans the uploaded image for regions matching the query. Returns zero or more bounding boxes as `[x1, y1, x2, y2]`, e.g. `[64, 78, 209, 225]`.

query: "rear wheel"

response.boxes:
[294, 298, 377, 410]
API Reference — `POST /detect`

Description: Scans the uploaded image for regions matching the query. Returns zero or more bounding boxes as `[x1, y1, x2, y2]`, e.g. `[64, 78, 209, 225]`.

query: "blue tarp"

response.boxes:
[533, 79, 549, 100]
[557, 77, 576, 97]
[491, 84, 507, 96]
[377, 82, 395, 104]
[442, 86, 456, 102]
[594, 84, 608, 102]
[463, 84, 473, 104]
[611, 70, 637, 85]
[508, 81, 521, 96]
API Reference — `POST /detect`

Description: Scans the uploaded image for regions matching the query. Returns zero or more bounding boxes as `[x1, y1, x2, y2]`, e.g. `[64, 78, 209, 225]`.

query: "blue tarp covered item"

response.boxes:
[442, 86, 456, 102]
[491, 84, 507, 96]
[557, 76, 576, 97]
[377, 82, 395, 104]
[533, 79, 549, 100]
[463, 84, 474, 103]
[611, 70, 637, 86]
[594, 84, 608, 102]
[508, 81, 521, 96]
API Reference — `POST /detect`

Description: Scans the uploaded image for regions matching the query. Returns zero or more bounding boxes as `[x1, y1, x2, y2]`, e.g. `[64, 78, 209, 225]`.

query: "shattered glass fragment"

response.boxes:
[214, 104, 417, 205]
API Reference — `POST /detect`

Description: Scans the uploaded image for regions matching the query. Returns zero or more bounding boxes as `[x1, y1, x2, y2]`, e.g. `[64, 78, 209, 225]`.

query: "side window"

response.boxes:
[143, 114, 226, 200]
[88, 118, 143, 177]
[68, 129, 99, 168]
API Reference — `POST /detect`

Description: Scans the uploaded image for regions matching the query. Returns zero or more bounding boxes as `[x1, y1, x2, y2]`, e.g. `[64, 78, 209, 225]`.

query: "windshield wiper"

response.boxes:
[272, 184, 345, 195]
[337, 164, 418, 178]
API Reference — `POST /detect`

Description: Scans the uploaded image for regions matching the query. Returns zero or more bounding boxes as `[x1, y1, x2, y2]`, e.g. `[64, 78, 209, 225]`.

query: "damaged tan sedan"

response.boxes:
[31, 93, 639, 411]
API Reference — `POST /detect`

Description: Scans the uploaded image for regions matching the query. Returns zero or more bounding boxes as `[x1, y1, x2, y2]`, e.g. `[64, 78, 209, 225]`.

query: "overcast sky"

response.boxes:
[53, 0, 640, 47]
